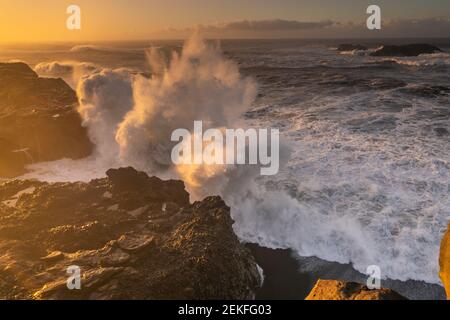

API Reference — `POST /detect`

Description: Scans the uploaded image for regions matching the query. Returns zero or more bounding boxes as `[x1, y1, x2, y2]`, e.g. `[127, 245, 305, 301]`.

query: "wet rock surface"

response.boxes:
[371, 44, 442, 57]
[306, 280, 407, 300]
[0, 62, 92, 177]
[0, 167, 261, 299]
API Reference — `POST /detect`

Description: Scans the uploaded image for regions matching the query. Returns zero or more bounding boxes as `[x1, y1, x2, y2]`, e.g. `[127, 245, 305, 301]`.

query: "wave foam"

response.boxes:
[34, 61, 99, 88]
[382, 53, 450, 67]
[21, 37, 448, 286]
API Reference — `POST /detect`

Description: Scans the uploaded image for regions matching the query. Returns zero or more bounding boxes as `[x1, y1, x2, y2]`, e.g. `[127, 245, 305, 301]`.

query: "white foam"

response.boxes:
[228, 90, 449, 285]
[381, 53, 450, 67]
[18, 38, 449, 286]
[2, 187, 36, 208]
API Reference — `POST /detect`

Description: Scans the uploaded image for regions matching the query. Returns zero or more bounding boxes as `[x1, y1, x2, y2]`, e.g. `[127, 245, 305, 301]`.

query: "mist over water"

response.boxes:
[2, 37, 449, 289]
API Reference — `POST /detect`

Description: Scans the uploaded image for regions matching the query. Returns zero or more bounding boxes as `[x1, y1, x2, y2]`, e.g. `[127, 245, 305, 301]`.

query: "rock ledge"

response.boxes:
[0, 167, 261, 299]
[306, 280, 407, 300]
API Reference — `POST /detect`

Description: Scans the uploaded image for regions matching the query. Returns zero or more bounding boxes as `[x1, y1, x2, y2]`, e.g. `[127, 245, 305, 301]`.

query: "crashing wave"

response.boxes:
[34, 61, 100, 88]
[21, 36, 449, 286]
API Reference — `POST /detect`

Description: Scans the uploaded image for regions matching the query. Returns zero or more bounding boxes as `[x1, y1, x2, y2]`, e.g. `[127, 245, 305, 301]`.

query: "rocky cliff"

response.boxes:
[0, 167, 261, 299]
[0, 62, 92, 177]
[440, 224, 450, 299]
[306, 280, 406, 300]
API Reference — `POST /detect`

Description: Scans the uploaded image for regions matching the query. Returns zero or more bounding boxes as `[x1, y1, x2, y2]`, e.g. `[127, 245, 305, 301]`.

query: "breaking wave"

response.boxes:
[21, 36, 449, 286]
[25, 34, 259, 198]
[34, 61, 100, 88]
[69, 45, 118, 53]
[381, 53, 450, 67]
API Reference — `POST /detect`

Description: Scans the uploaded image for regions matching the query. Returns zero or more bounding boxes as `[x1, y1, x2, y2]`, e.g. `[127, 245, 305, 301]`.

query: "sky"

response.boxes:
[0, 0, 449, 42]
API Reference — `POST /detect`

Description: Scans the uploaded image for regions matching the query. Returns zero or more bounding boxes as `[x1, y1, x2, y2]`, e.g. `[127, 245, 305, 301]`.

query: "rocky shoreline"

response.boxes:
[0, 61, 448, 300]
[0, 167, 261, 299]
[0, 168, 447, 300]
[249, 244, 447, 300]
[0, 62, 92, 177]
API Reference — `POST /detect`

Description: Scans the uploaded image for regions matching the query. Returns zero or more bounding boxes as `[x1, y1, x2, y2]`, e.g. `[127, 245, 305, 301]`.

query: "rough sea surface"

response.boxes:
[1, 38, 448, 299]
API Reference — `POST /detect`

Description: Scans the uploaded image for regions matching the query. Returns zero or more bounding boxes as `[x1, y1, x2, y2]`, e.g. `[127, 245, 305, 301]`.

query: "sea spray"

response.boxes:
[20, 35, 448, 287]
[23, 34, 261, 195]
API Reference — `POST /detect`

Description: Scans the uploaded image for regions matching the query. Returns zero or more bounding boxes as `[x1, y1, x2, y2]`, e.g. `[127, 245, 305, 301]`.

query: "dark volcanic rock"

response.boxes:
[0, 168, 261, 299]
[306, 280, 407, 300]
[337, 44, 368, 52]
[371, 44, 442, 57]
[0, 63, 93, 178]
[106, 167, 190, 208]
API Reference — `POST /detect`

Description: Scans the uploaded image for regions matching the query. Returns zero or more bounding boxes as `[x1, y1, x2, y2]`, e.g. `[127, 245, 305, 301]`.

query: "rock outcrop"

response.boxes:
[337, 44, 368, 52]
[305, 280, 407, 300]
[0, 63, 92, 178]
[371, 44, 442, 57]
[0, 167, 261, 299]
[440, 223, 450, 299]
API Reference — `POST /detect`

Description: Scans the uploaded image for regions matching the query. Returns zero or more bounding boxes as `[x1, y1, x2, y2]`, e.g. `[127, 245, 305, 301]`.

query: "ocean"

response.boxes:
[0, 38, 448, 299]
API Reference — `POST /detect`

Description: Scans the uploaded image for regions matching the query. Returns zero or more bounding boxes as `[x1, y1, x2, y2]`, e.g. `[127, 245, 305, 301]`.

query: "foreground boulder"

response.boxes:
[0, 167, 261, 299]
[0, 63, 92, 178]
[337, 44, 367, 52]
[306, 280, 406, 300]
[440, 224, 450, 299]
[371, 44, 442, 57]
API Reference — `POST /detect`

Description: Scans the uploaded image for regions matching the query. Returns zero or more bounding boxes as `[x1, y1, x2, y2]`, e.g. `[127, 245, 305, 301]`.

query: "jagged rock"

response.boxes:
[41, 251, 65, 263]
[306, 280, 407, 300]
[106, 167, 190, 208]
[100, 248, 131, 267]
[440, 223, 450, 299]
[0, 62, 93, 178]
[0, 168, 261, 299]
[371, 44, 442, 57]
[337, 44, 367, 52]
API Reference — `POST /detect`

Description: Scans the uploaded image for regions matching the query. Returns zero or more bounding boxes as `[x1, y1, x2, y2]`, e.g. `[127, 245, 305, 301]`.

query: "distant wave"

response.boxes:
[339, 48, 378, 57]
[338, 48, 450, 67]
[381, 53, 450, 67]
[35, 61, 98, 75]
[69, 45, 117, 53]
[69, 44, 146, 54]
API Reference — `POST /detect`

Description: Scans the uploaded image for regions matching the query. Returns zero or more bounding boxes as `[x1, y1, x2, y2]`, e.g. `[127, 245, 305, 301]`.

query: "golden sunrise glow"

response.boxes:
[1, 0, 447, 43]
[0, 0, 169, 42]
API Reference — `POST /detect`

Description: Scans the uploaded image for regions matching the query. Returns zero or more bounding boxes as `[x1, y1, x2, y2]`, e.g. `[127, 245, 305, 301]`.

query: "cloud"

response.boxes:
[382, 17, 450, 37]
[330, 17, 450, 38]
[194, 19, 335, 32]
[157, 17, 450, 39]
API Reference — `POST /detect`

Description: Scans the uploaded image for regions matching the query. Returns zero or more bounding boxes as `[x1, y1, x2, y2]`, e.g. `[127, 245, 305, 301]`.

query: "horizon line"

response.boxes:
[1, 36, 450, 45]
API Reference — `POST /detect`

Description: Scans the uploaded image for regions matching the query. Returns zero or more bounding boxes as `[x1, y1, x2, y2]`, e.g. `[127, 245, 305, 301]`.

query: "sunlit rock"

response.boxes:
[0, 62, 92, 177]
[0, 168, 261, 299]
[306, 280, 406, 300]
[440, 224, 450, 299]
